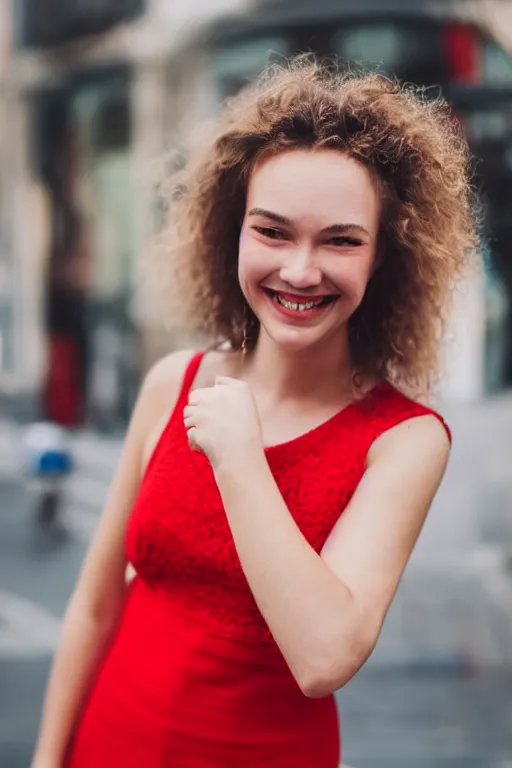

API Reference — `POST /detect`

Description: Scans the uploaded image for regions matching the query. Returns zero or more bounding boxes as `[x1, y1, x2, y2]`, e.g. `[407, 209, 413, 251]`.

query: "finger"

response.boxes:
[187, 427, 204, 456]
[188, 387, 213, 405]
[183, 414, 195, 428]
[186, 426, 198, 444]
[188, 390, 201, 406]
[183, 405, 194, 419]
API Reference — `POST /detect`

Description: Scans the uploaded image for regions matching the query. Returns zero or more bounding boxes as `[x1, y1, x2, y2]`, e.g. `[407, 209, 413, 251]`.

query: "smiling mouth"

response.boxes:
[264, 288, 339, 312]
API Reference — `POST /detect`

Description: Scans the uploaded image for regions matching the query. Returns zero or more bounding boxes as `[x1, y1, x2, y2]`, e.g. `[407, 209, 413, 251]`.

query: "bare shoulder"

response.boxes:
[190, 347, 241, 388]
[137, 349, 198, 465]
[141, 348, 197, 399]
[368, 413, 451, 474]
[140, 345, 240, 417]
[144, 347, 237, 393]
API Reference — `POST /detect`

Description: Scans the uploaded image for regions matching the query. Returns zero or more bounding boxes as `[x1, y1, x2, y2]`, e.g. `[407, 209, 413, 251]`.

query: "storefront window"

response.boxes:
[334, 24, 412, 75]
[482, 39, 512, 85]
[332, 22, 445, 85]
[70, 71, 138, 427]
[73, 87, 135, 303]
[211, 37, 289, 101]
[458, 98, 512, 389]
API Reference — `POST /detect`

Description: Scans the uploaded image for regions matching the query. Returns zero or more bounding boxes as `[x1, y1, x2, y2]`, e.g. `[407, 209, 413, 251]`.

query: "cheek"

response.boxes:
[238, 234, 274, 289]
[331, 258, 375, 302]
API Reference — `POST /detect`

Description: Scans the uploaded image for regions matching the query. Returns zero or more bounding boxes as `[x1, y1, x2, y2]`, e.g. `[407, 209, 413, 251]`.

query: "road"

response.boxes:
[1, 401, 512, 766]
[0, 479, 87, 767]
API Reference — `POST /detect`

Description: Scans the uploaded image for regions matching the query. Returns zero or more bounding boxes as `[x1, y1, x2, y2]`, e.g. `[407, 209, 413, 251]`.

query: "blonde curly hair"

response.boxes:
[155, 56, 479, 395]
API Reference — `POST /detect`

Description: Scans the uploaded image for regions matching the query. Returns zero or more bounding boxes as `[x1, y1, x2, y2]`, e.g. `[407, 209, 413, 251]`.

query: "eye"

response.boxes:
[328, 236, 364, 248]
[253, 226, 286, 241]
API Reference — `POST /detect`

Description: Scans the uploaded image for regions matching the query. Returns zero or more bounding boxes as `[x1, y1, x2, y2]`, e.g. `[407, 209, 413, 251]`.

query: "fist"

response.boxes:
[184, 377, 263, 470]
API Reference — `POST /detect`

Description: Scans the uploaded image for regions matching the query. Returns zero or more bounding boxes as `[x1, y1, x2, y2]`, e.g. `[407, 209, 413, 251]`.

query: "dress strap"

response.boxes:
[416, 404, 452, 443]
[175, 350, 205, 409]
[355, 383, 452, 457]
[139, 351, 206, 481]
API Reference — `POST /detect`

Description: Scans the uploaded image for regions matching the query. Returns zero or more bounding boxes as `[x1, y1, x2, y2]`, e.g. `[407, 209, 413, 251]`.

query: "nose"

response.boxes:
[279, 247, 322, 290]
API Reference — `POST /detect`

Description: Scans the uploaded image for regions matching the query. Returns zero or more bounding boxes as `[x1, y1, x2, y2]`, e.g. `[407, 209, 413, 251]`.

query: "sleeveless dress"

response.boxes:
[67, 351, 450, 767]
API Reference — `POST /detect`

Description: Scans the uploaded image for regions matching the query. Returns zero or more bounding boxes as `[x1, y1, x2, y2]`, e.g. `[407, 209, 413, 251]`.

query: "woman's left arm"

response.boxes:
[186, 378, 451, 698]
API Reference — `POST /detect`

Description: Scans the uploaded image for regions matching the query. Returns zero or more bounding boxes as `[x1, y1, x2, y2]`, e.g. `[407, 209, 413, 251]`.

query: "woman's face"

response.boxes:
[238, 149, 380, 353]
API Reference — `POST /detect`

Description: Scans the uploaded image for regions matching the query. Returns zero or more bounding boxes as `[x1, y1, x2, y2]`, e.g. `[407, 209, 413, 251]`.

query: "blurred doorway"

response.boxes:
[32, 90, 89, 427]
[32, 66, 140, 431]
[70, 67, 140, 431]
[451, 85, 512, 391]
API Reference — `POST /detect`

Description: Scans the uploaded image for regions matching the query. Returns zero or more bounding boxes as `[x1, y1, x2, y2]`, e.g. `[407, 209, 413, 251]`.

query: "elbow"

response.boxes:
[297, 668, 352, 700]
[296, 632, 377, 699]
[299, 679, 335, 700]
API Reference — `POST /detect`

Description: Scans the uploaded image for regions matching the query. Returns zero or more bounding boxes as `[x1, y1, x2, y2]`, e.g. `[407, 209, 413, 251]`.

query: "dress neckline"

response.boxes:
[180, 351, 391, 458]
[262, 380, 389, 455]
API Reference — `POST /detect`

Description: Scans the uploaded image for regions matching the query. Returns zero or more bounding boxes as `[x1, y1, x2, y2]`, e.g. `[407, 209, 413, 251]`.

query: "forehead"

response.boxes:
[246, 149, 380, 229]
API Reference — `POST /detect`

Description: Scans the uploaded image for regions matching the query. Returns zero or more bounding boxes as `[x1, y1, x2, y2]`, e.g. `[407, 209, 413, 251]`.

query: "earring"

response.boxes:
[241, 321, 249, 355]
[240, 304, 249, 354]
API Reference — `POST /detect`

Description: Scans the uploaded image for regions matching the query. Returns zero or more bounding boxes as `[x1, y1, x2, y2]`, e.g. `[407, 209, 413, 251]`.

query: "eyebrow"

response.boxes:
[247, 207, 371, 239]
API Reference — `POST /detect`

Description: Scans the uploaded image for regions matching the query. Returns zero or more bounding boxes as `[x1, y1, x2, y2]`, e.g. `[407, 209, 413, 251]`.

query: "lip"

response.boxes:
[262, 287, 339, 321]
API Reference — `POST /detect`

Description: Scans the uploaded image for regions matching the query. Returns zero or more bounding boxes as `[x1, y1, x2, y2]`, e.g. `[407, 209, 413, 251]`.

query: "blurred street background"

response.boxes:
[1, 0, 512, 766]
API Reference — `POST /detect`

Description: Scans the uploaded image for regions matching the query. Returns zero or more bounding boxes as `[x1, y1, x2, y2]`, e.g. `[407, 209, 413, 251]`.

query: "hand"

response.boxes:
[184, 377, 263, 471]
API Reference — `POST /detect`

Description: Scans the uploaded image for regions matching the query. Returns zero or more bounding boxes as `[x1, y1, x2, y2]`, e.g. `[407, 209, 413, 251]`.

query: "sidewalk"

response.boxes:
[0, 420, 122, 502]
[0, 420, 122, 539]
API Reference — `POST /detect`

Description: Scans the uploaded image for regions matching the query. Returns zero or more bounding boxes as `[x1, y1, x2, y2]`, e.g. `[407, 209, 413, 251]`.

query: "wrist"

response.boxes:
[212, 442, 266, 481]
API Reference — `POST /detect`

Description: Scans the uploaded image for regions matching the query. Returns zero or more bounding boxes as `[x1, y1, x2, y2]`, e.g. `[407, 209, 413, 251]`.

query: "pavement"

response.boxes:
[1, 394, 512, 766]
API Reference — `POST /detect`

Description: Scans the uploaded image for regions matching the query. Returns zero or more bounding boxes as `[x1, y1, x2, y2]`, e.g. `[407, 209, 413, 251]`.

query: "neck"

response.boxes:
[242, 328, 354, 402]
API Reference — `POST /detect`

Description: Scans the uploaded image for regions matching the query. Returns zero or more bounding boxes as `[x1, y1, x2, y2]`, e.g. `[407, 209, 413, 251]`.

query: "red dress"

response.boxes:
[68, 352, 450, 767]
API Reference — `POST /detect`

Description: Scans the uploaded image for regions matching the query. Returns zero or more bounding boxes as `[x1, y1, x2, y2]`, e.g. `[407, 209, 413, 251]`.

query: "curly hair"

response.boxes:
[154, 56, 479, 395]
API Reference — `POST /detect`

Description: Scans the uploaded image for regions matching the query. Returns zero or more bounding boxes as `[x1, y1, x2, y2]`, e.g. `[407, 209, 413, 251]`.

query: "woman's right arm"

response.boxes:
[31, 350, 194, 767]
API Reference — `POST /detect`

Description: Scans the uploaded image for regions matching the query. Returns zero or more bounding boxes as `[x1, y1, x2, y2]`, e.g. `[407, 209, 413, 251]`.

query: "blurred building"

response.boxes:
[0, 0, 511, 428]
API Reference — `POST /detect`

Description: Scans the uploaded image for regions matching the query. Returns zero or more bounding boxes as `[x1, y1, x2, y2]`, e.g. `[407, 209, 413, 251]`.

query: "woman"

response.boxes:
[32, 59, 477, 767]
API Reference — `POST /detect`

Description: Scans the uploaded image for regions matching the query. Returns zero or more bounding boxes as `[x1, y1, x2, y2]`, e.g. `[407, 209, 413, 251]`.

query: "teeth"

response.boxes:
[275, 294, 324, 311]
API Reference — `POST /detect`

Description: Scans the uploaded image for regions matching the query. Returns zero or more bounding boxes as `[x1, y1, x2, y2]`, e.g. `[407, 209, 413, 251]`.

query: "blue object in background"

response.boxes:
[28, 450, 74, 477]
[23, 422, 75, 479]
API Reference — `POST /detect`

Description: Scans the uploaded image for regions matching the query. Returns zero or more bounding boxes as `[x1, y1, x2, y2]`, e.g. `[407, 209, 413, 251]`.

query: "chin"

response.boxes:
[259, 322, 340, 354]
